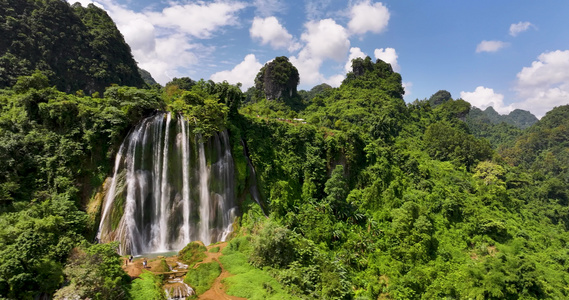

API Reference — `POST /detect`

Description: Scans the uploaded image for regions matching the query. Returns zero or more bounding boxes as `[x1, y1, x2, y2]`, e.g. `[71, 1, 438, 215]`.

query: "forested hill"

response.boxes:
[2, 3, 569, 297]
[501, 105, 569, 178]
[230, 58, 569, 299]
[0, 0, 145, 94]
[469, 106, 538, 129]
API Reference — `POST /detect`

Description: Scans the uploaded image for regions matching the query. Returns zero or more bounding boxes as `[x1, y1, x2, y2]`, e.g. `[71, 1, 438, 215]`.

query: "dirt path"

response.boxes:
[121, 242, 245, 300]
[123, 257, 144, 278]
[198, 242, 245, 300]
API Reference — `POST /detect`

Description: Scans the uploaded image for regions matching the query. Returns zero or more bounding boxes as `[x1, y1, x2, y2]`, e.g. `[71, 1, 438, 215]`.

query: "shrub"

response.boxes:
[183, 262, 221, 295]
[178, 241, 206, 267]
[250, 221, 296, 268]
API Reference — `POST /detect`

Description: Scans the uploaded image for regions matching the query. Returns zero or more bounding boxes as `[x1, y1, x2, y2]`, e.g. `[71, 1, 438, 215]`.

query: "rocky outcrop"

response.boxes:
[254, 56, 299, 101]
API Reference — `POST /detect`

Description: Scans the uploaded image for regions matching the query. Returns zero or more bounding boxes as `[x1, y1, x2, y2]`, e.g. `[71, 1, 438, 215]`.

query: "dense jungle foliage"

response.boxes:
[230, 57, 569, 299]
[0, 71, 162, 299]
[2, 55, 569, 299]
[0, 0, 145, 94]
[0, 69, 241, 298]
[1, 3, 569, 298]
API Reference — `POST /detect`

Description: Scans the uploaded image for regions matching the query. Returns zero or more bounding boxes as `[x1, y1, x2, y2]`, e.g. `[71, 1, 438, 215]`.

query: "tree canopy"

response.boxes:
[1, 10, 569, 299]
[0, 0, 144, 94]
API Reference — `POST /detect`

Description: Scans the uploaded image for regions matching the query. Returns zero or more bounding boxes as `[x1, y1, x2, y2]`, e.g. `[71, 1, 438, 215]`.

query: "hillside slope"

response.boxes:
[0, 0, 144, 94]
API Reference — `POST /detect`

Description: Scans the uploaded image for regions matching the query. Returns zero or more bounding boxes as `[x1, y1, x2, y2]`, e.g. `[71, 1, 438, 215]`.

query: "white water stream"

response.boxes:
[97, 112, 237, 255]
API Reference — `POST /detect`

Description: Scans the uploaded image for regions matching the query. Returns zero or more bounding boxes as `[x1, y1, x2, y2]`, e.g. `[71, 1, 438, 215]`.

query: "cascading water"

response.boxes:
[97, 112, 237, 255]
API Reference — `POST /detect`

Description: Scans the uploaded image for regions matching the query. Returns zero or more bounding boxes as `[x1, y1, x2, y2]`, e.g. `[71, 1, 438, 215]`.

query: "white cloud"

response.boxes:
[210, 54, 263, 90]
[120, 18, 156, 53]
[289, 55, 324, 86]
[250, 17, 300, 51]
[253, 0, 286, 17]
[374, 47, 400, 72]
[476, 40, 508, 53]
[301, 19, 350, 62]
[460, 86, 513, 115]
[134, 34, 202, 84]
[345, 47, 367, 73]
[324, 74, 345, 87]
[305, 0, 332, 20]
[145, 2, 246, 39]
[514, 50, 569, 117]
[348, 0, 390, 35]
[402, 81, 412, 97]
[509, 21, 534, 37]
[66, 0, 248, 85]
[291, 19, 350, 86]
[516, 50, 569, 88]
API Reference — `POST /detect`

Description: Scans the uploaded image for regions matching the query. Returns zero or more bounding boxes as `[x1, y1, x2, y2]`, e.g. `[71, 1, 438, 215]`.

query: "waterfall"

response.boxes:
[97, 112, 237, 255]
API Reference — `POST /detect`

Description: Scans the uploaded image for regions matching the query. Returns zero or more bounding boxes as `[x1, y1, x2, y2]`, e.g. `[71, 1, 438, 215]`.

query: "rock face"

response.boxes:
[255, 56, 299, 101]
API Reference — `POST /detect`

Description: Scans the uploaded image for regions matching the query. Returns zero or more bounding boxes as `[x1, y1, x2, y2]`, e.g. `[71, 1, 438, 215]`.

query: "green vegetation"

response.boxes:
[254, 56, 299, 101]
[165, 79, 243, 137]
[0, 70, 162, 299]
[53, 242, 130, 300]
[208, 246, 220, 253]
[138, 68, 159, 87]
[183, 262, 221, 295]
[428, 89, 452, 107]
[0, 6, 568, 298]
[154, 258, 171, 273]
[469, 106, 538, 130]
[220, 237, 301, 300]
[226, 57, 569, 299]
[128, 271, 165, 300]
[0, 65, 238, 298]
[177, 242, 207, 267]
[0, 0, 144, 94]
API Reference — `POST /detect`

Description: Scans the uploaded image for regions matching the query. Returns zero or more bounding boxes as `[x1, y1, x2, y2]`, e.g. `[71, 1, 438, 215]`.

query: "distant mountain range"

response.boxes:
[469, 106, 538, 129]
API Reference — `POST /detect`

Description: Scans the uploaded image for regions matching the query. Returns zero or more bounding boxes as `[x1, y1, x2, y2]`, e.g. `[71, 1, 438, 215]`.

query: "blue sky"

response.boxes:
[70, 0, 569, 117]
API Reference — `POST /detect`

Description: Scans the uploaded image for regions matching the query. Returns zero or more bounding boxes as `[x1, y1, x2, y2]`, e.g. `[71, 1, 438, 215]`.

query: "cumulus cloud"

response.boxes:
[348, 0, 390, 35]
[145, 2, 246, 39]
[120, 18, 156, 53]
[291, 19, 350, 86]
[135, 34, 202, 84]
[66, 0, 247, 85]
[301, 19, 350, 62]
[250, 17, 300, 51]
[345, 47, 367, 73]
[324, 74, 345, 87]
[289, 55, 325, 86]
[374, 47, 400, 72]
[509, 21, 534, 37]
[514, 50, 569, 117]
[460, 86, 513, 115]
[476, 40, 508, 53]
[210, 54, 263, 90]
